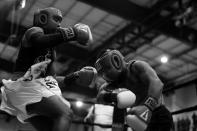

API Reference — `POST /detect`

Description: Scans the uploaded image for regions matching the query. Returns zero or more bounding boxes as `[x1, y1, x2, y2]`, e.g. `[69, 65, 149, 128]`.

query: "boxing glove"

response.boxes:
[57, 23, 93, 45]
[126, 96, 158, 131]
[97, 88, 136, 109]
[64, 66, 97, 88]
[126, 105, 151, 131]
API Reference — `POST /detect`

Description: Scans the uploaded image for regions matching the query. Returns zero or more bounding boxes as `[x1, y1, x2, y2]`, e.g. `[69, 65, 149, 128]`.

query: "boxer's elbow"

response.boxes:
[149, 78, 163, 99]
[155, 79, 164, 98]
[156, 78, 163, 90]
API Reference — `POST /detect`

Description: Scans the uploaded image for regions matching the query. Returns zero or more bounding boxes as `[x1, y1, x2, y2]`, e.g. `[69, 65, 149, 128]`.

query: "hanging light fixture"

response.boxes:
[160, 55, 168, 63]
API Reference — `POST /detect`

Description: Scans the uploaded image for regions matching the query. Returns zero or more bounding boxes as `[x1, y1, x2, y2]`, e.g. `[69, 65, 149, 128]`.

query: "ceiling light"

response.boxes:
[160, 55, 168, 63]
[76, 101, 83, 107]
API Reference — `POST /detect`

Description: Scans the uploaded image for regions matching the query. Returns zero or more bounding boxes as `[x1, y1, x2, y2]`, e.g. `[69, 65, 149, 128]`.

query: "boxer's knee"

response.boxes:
[60, 107, 73, 121]
[53, 108, 73, 131]
[26, 96, 73, 120]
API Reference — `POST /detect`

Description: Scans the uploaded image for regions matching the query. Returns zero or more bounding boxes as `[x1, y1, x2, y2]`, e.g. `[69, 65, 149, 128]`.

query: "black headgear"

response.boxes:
[33, 7, 62, 30]
[95, 49, 125, 82]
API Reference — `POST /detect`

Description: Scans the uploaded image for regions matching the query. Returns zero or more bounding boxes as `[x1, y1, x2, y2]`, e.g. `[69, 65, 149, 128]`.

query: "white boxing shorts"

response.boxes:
[0, 76, 70, 123]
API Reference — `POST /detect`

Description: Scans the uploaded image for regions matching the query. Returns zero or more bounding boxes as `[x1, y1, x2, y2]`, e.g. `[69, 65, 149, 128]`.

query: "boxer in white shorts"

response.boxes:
[1, 60, 71, 128]
[1, 60, 70, 122]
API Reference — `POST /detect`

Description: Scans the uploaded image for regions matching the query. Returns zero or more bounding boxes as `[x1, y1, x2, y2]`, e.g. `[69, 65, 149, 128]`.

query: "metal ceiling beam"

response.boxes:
[156, 21, 197, 46]
[163, 71, 197, 93]
[78, 0, 149, 21]
[78, 0, 173, 61]
[79, 0, 197, 56]
[155, 43, 197, 64]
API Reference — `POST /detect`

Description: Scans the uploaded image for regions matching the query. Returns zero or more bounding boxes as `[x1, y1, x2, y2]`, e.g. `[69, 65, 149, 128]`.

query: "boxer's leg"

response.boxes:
[26, 95, 73, 131]
[146, 105, 174, 131]
[27, 115, 53, 131]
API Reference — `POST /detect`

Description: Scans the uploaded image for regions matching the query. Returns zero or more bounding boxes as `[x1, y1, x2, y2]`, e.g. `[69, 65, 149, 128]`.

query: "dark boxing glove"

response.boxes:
[57, 23, 93, 45]
[64, 66, 97, 88]
[64, 71, 79, 86]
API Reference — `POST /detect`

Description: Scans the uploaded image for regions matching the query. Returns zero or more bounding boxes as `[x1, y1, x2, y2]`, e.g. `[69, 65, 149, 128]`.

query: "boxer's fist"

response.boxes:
[64, 66, 97, 88]
[73, 23, 93, 45]
[125, 96, 159, 131]
[126, 105, 152, 131]
[75, 66, 97, 88]
[58, 23, 93, 45]
[113, 88, 136, 109]
[97, 88, 136, 109]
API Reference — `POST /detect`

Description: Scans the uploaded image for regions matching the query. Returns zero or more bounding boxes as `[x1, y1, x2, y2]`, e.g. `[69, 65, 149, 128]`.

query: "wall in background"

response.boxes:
[164, 82, 197, 131]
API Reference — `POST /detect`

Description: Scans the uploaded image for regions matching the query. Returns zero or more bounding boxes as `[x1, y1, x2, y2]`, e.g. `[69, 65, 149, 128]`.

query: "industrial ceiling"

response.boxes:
[0, 0, 196, 99]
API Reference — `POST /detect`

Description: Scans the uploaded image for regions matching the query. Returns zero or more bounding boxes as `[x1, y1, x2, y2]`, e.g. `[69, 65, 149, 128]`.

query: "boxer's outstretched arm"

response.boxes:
[24, 27, 64, 48]
[56, 66, 97, 90]
[30, 31, 64, 48]
[25, 23, 93, 49]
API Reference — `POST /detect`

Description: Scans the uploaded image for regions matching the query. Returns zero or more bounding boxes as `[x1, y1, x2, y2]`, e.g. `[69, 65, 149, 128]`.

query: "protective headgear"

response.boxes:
[95, 49, 125, 82]
[33, 7, 62, 31]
